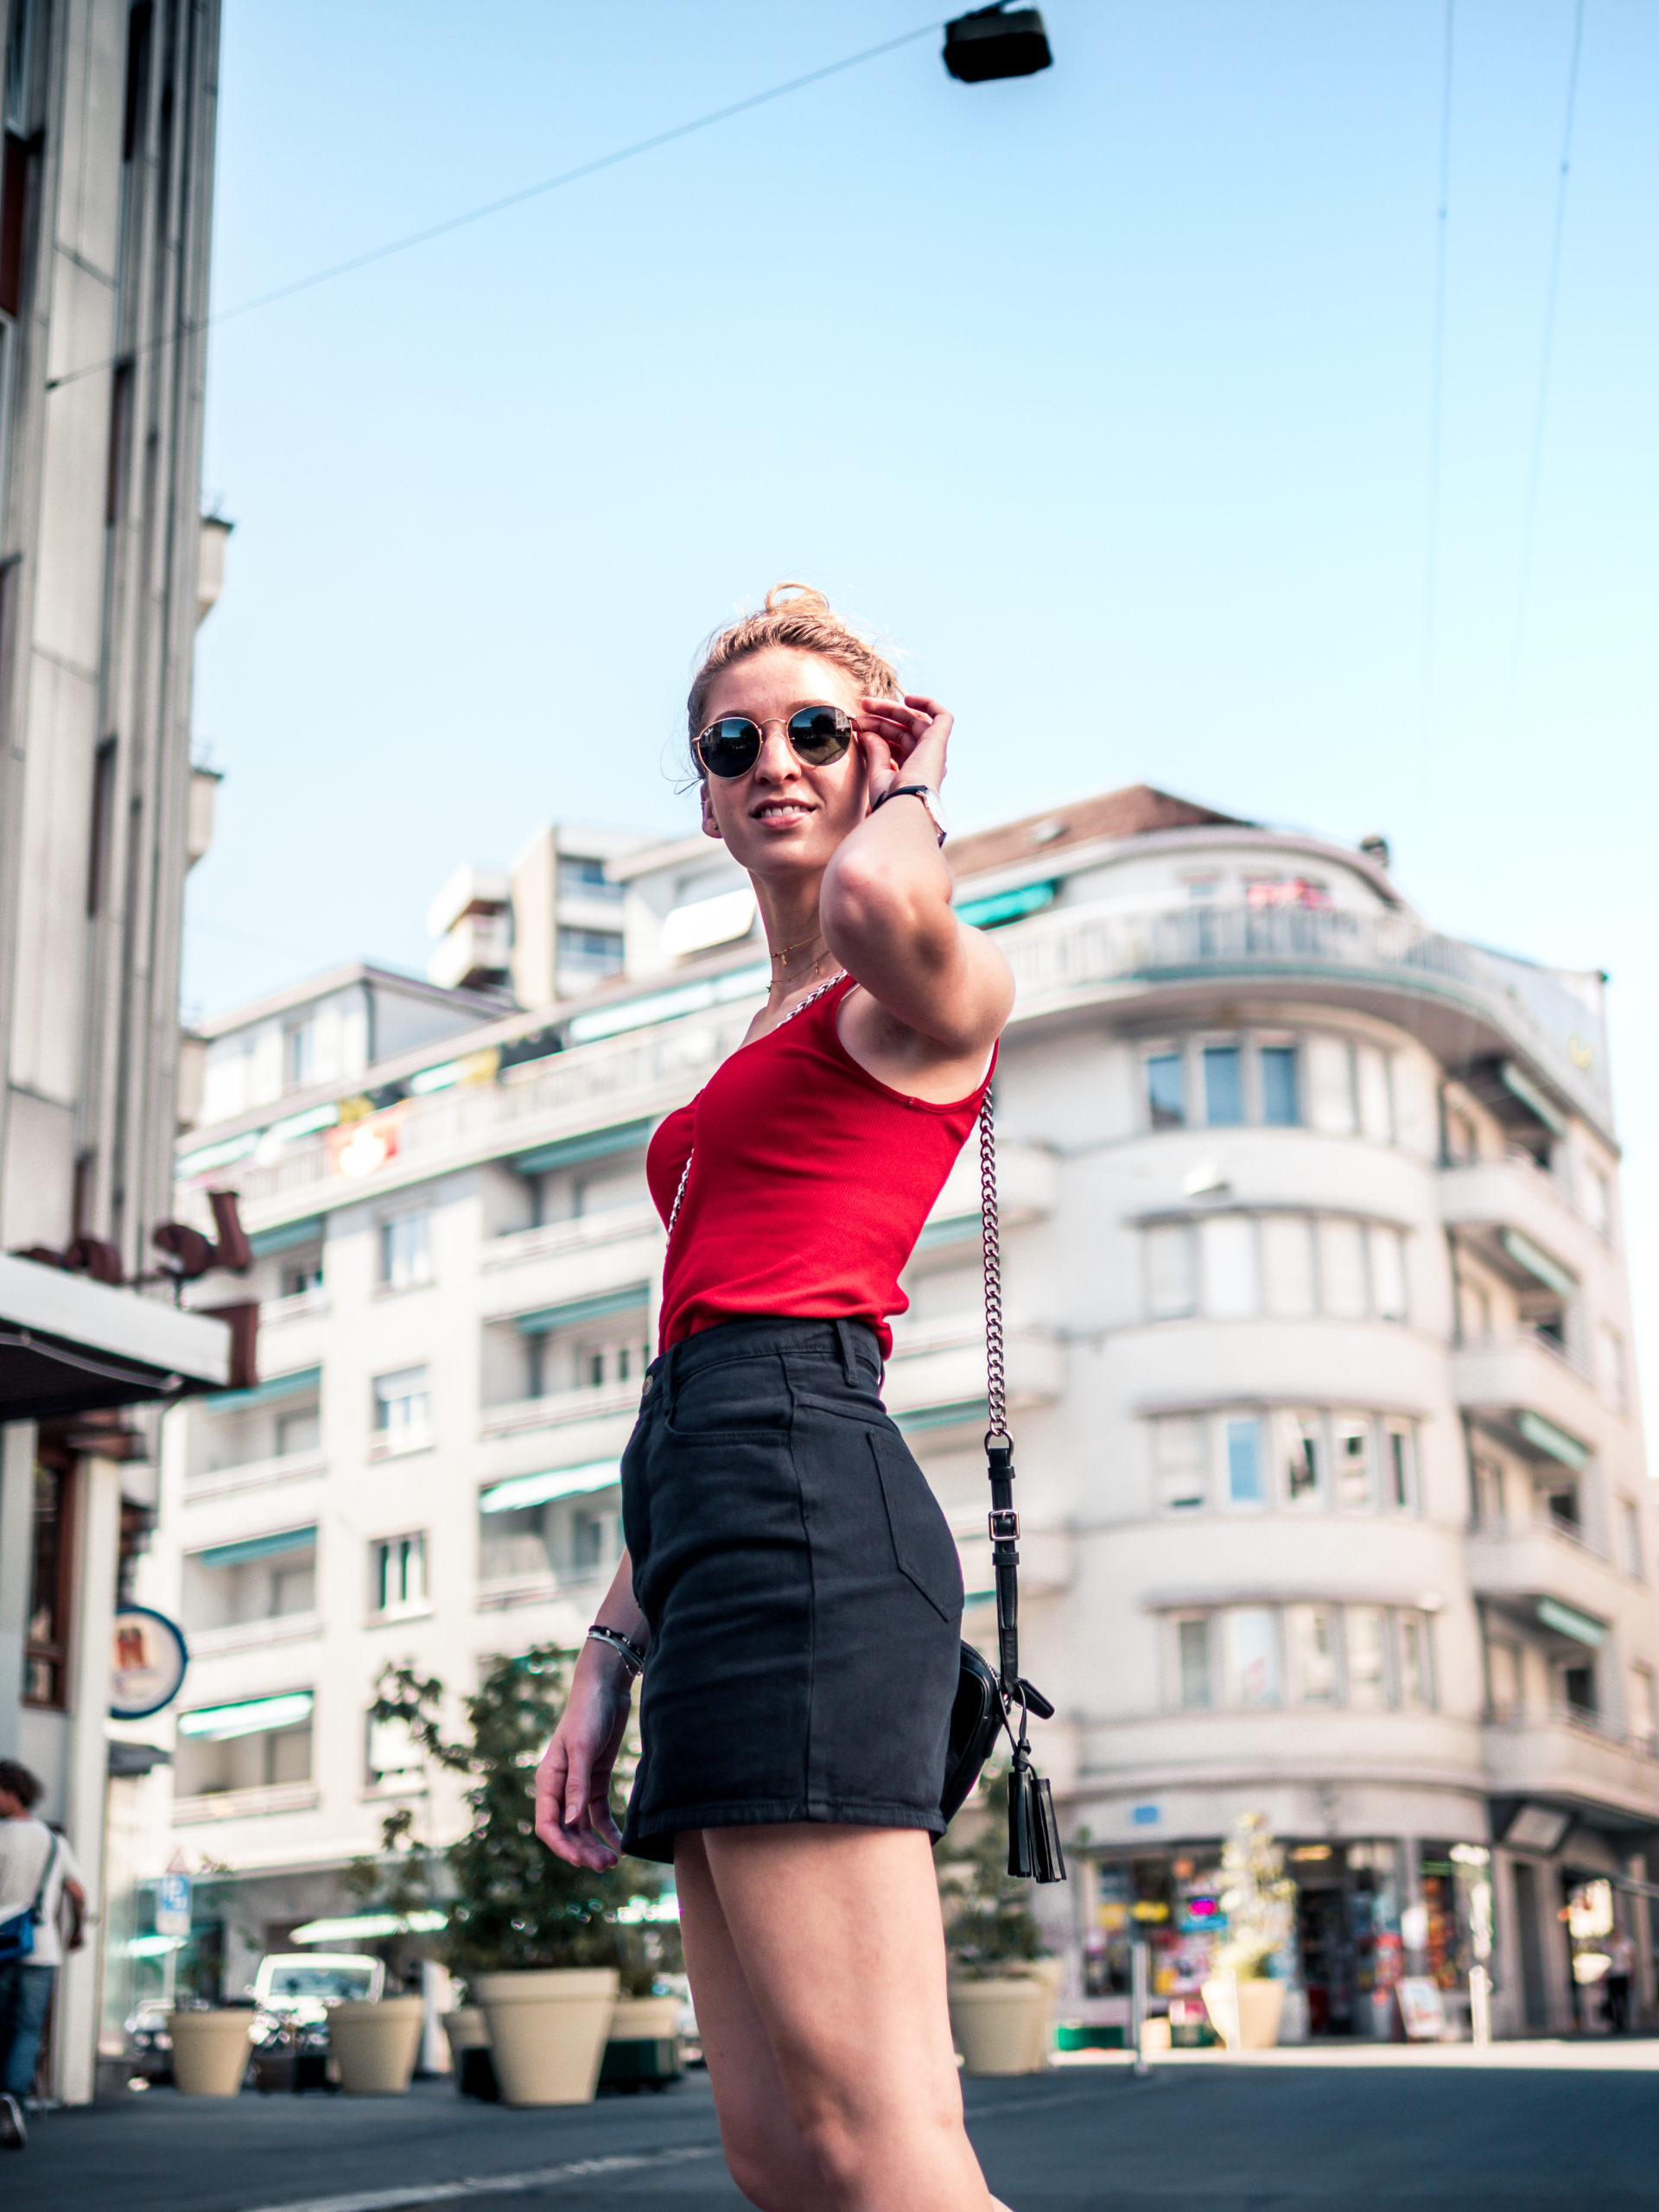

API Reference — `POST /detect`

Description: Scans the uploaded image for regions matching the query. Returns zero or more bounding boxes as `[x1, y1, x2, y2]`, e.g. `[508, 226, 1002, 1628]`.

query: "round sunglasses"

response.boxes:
[696, 703, 855, 780]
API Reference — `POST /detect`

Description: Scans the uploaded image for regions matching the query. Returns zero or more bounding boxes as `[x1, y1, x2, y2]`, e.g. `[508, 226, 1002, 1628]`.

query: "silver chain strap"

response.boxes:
[665, 970, 847, 1243]
[977, 1086, 1008, 1446]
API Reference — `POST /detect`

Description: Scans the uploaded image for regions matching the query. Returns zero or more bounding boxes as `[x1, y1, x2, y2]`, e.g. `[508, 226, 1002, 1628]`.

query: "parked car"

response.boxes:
[248, 1954, 386, 2094]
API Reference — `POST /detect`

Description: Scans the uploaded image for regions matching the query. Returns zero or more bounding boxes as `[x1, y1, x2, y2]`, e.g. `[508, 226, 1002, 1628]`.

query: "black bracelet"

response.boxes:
[587, 1623, 646, 1675]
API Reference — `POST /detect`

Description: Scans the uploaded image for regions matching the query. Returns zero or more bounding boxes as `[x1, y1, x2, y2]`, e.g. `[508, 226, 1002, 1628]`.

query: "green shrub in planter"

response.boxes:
[937, 1765, 1046, 1981]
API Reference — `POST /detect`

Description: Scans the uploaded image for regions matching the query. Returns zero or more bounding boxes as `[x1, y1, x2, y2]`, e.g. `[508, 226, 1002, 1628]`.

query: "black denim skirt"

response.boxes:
[619, 1314, 963, 1865]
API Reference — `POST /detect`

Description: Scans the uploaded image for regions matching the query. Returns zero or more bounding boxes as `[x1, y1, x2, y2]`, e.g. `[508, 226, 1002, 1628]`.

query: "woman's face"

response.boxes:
[697, 647, 868, 876]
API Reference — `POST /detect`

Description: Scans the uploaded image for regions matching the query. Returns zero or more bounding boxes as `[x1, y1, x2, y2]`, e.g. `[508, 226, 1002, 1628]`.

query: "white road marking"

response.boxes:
[238, 2142, 723, 2212]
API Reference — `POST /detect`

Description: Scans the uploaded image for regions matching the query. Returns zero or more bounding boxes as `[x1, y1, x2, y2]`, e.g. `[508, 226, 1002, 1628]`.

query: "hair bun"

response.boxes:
[763, 582, 832, 616]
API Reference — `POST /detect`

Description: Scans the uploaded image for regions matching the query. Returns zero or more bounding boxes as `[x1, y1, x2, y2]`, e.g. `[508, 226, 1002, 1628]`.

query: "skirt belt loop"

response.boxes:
[833, 1317, 860, 1389]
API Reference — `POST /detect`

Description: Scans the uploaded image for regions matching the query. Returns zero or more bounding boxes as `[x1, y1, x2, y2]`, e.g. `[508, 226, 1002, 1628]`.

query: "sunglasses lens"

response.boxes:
[787, 706, 852, 765]
[698, 718, 761, 778]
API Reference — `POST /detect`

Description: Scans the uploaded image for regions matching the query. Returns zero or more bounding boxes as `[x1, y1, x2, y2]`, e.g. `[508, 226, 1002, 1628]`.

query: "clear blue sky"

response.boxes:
[188, 1, 1659, 1408]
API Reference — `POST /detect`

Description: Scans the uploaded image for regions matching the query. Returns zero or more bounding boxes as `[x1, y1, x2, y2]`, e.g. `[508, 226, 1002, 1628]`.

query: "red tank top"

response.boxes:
[648, 976, 993, 1357]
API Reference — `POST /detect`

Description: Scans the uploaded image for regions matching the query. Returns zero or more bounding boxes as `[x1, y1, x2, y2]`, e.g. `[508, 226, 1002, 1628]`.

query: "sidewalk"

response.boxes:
[1053, 2033, 1659, 2069]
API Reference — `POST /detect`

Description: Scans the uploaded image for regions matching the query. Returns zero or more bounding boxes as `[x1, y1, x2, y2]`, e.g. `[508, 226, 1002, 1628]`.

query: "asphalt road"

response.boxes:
[16, 2053, 1659, 2212]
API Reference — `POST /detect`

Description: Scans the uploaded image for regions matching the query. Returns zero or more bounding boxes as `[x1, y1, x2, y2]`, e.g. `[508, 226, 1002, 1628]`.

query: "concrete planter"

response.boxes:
[328, 1997, 424, 2094]
[1201, 1974, 1286, 2050]
[441, 2005, 490, 2061]
[948, 1976, 1052, 2075]
[474, 1968, 619, 2106]
[607, 1995, 683, 2041]
[167, 2009, 253, 2097]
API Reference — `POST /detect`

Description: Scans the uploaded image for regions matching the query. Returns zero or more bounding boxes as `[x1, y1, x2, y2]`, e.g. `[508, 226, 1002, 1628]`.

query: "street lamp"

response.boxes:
[943, 5, 1053, 84]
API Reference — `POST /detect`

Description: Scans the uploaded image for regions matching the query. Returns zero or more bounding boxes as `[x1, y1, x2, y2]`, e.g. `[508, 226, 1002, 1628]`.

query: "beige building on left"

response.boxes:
[0, 0, 232, 2103]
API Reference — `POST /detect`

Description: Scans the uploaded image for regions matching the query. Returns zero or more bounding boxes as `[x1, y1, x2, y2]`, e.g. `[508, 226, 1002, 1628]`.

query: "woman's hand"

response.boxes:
[855, 693, 952, 809]
[534, 1652, 635, 1869]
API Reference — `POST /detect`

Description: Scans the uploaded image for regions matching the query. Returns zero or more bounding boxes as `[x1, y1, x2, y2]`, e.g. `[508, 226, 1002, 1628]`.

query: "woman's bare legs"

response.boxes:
[677, 1823, 1006, 2212]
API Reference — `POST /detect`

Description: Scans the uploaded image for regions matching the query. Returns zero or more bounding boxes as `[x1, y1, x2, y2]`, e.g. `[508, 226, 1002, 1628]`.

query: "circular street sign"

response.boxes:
[111, 1605, 189, 1720]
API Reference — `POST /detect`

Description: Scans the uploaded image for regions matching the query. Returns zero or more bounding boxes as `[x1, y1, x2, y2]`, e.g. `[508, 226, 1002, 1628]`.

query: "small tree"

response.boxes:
[937, 1766, 1046, 1980]
[372, 1648, 671, 1993]
[1214, 1811, 1295, 1980]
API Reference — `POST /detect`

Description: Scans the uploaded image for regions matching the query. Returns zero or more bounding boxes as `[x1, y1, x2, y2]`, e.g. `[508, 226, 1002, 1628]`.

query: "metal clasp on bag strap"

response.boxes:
[988, 1507, 1020, 1541]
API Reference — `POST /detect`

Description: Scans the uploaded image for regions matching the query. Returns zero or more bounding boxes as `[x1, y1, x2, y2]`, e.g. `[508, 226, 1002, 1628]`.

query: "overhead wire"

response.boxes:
[1419, 0, 1456, 730]
[45, 19, 940, 394]
[1510, 0, 1586, 687]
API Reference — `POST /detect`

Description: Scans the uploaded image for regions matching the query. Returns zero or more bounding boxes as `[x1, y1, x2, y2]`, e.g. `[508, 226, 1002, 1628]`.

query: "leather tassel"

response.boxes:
[1007, 1751, 1066, 1885]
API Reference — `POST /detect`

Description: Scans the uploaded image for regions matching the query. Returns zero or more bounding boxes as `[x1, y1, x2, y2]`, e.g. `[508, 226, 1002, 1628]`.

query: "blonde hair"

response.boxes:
[687, 583, 901, 770]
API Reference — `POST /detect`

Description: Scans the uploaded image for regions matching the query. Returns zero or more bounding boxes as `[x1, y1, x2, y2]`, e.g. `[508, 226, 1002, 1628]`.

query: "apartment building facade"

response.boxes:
[148, 785, 1658, 2039]
[0, 0, 228, 2102]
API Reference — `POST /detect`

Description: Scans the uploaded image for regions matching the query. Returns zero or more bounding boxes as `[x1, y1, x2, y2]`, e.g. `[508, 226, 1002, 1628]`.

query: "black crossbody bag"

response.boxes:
[937, 1088, 1066, 1884]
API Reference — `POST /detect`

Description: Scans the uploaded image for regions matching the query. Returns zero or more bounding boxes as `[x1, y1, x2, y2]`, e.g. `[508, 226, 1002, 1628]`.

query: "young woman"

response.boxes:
[537, 585, 1015, 2212]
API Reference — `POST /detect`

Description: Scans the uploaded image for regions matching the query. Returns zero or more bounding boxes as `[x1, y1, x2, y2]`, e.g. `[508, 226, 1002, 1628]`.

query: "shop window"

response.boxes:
[1144, 1223, 1196, 1321]
[1200, 1216, 1257, 1319]
[1153, 1416, 1207, 1513]
[1287, 1605, 1338, 1704]
[1175, 1616, 1211, 1707]
[1484, 1635, 1522, 1719]
[1145, 1051, 1185, 1131]
[1333, 1417, 1374, 1510]
[1282, 1412, 1323, 1505]
[1260, 1216, 1315, 1318]
[372, 1533, 427, 1617]
[1224, 1417, 1265, 1508]
[1260, 1045, 1300, 1127]
[1203, 1045, 1243, 1128]
[380, 1211, 431, 1290]
[372, 1366, 431, 1453]
[1224, 1608, 1280, 1707]
[24, 1459, 74, 1709]
[1398, 1613, 1433, 1709]
[1318, 1217, 1368, 1319]
[1345, 1607, 1388, 1709]
[1383, 1424, 1415, 1512]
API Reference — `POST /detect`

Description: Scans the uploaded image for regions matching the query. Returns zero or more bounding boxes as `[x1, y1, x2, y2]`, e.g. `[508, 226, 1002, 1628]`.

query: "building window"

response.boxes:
[365, 1712, 424, 1788]
[1261, 1216, 1315, 1318]
[23, 1459, 73, 1709]
[557, 854, 623, 901]
[1369, 1228, 1408, 1321]
[1630, 1666, 1658, 1752]
[1345, 1607, 1389, 1710]
[557, 925, 625, 974]
[1284, 1412, 1323, 1504]
[1385, 1423, 1415, 1511]
[1201, 1216, 1258, 1319]
[1618, 1498, 1643, 1580]
[1318, 1217, 1368, 1319]
[181, 1529, 318, 1633]
[275, 1406, 321, 1459]
[1287, 1605, 1338, 1704]
[1154, 1415, 1207, 1512]
[1224, 1608, 1281, 1707]
[380, 1211, 432, 1290]
[372, 1367, 431, 1453]
[1176, 1616, 1211, 1707]
[1145, 1223, 1196, 1320]
[1260, 1045, 1300, 1127]
[1484, 1635, 1522, 1719]
[283, 1017, 316, 1091]
[1398, 1612, 1433, 1709]
[1583, 1165, 1611, 1241]
[175, 1694, 315, 1798]
[1306, 1036, 1357, 1135]
[1355, 1046, 1394, 1141]
[1471, 1453, 1506, 1531]
[372, 1534, 427, 1616]
[280, 1255, 324, 1299]
[1146, 1052, 1185, 1130]
[1203, 1045, 1243, 1128]
[1225, 1417, 1264, 1507]
[1333, 1416, 1374, 1510]
[1443, 1105, 1478, 1166]
[1560, 1659, 1597, 1719]
[1598, 1325, 1627, 1413]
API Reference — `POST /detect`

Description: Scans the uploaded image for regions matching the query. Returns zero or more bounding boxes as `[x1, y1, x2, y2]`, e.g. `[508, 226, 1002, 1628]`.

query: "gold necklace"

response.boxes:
[770, 930, 826, 971]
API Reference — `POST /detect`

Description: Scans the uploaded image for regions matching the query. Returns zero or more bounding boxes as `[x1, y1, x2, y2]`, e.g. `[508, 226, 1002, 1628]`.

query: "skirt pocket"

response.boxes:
[867, 1427, 963, 1624]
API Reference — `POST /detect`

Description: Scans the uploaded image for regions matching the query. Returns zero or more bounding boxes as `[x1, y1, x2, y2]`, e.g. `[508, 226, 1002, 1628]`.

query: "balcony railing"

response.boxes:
[185, 1448, 326, 1502]
[184, 899, 1609, 1230]
[479, 1378, 640, 1439]
[172, 1781, 321, 1825]
[183, 1611, 321, 1657]
[481, 1204, 659, 1271]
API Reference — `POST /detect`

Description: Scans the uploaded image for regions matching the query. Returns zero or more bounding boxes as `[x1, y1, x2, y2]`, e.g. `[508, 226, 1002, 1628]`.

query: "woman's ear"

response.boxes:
[700, 782, 723, 842]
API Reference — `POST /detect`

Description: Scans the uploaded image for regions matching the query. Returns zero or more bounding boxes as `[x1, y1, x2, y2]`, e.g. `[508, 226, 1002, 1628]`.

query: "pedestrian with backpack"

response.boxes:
[0, 1759, 86, 2149]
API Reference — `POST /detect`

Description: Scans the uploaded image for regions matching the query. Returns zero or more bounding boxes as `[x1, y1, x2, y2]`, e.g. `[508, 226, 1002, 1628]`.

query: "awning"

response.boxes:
[480, 1461, 620, 1514]
[1535, 1597, 1606, 1649]
[177, 1691, 314, 1741]
[1516, 1409, 1589, 1470]
[191, 1525, 317, 1572]
[512, 1286, 648, 1337]
[203, 1364, 321, 1413]
[0, 1252, 232, 1422]
[512, 1118, 656, 1179]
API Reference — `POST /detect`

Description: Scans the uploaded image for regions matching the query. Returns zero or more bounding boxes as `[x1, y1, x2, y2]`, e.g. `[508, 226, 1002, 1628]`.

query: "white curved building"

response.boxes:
[147, 785, 1656, 2039]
